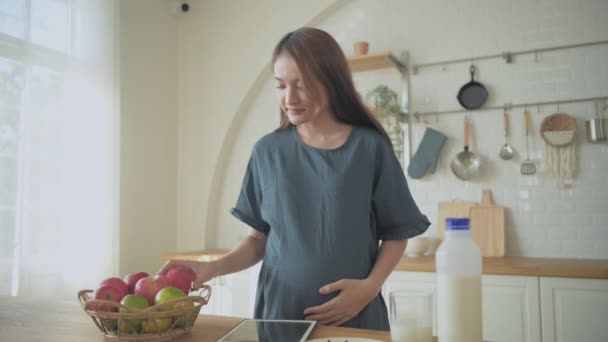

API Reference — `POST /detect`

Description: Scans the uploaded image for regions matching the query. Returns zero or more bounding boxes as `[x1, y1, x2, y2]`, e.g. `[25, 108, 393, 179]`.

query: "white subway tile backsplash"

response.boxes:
[558, 188, 579, 200]
[563, 215, 593, 226]
[515, 227, 547, 240]
[592, 215, 608, 227]
[577, 226, 605, 240]
[562, 240, 595, 259]
[514, 240, 537, 256]
[533, 240, 562, 255]
[546, 200, 576, 214]
[592, 188, 608, 202]
[593, 243, 608, 259]
[531, 188, 561, 201]
[533, 214, 564, 225]
[576, 201, 608, 214]
[547, 228, 577, 240]
[519, 200, 546, 214]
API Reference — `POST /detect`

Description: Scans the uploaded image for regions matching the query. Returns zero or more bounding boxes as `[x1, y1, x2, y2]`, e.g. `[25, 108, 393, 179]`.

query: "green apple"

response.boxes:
[154, 287, 186, 312]
[142, 317, 173, 333]
[173, 301, 195, 328]
[100, 319, 117, 331]
[118, 294, 149, 334]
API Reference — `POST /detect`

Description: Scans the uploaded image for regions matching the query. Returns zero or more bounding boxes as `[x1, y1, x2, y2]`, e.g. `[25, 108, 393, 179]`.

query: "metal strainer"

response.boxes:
[521, 110, 536, 175]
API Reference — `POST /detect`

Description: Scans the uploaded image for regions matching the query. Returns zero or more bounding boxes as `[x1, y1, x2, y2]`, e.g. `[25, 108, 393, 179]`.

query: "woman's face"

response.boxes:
[273, 52, 330, 126]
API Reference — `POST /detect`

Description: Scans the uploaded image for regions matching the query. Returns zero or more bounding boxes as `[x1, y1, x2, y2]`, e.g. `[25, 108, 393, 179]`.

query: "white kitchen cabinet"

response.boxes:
[540, 277, 608, 342]
[384, 271, 541, 342]
[482, 275, 541, 342]
[199, 264, 260, 318]
[199, 274, 228, 316]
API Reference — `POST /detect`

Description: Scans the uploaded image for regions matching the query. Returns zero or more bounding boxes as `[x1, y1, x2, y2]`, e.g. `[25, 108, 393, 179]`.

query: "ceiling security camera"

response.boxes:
[181, 2, 189, 12]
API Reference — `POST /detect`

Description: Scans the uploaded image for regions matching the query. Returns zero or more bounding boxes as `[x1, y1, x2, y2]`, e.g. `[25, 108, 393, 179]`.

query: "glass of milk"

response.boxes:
[389, 290, 433, 342]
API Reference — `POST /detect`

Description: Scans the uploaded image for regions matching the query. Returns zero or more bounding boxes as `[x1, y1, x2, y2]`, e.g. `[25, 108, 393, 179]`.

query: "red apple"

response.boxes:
[134, 275, 169, 305]
[99, 277, 128, 300]
[123, 271, 149, 294]
[165, 268, 194, 294]
[89, 285, 123, 311]
[88, 285, 123, 331]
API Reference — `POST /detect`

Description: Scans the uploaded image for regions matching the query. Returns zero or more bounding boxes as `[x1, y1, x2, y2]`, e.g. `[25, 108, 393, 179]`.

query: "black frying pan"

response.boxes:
[457, 65, 488, 110]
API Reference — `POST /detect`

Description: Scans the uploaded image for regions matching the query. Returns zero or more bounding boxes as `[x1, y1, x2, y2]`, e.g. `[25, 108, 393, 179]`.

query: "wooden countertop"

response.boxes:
[161, 249, 230, 262]
[161, 249, 608, 279]
[0, 296, 393, 341]
[394, 255, 608, 279]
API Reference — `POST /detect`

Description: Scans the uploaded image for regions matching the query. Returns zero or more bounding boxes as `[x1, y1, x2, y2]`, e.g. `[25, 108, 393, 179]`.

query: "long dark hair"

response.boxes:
[272, 27, 392, 148]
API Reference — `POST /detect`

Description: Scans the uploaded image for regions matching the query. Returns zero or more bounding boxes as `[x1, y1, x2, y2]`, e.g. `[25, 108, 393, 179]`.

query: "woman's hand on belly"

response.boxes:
[303, 278, 378, 326]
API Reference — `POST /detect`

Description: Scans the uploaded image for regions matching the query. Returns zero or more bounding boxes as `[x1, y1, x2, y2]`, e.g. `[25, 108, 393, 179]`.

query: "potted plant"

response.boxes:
[366, 85, 404, 164]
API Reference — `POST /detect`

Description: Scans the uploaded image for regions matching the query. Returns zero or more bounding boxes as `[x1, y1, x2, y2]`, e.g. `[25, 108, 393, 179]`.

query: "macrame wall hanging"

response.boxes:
[540, 113, 577, 188]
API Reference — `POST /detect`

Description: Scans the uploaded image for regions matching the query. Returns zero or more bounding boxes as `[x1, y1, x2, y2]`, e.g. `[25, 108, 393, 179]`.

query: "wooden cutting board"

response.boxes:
[437, 200, 478, 239]
[469, 189, 505, 257]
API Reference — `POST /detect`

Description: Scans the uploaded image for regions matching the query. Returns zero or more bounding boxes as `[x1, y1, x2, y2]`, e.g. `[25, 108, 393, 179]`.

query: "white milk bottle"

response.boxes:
[436, 218, 483, 342]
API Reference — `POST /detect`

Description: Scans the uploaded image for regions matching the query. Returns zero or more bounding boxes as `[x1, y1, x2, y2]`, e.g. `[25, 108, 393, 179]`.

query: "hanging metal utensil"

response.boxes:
[520, 109, 536, 175]
[585, 99, 608, 143]
[499, 107, 515, 160]
[451, 116, 481, 180]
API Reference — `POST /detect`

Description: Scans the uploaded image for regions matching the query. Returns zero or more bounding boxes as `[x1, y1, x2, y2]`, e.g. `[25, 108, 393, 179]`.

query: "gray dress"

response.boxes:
[230, 124, 430, 331]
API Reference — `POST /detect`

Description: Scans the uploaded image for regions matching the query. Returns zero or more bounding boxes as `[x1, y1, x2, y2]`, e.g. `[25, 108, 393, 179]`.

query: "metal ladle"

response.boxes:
[451, 116, 481, 180]
[499, 109, 515, 160]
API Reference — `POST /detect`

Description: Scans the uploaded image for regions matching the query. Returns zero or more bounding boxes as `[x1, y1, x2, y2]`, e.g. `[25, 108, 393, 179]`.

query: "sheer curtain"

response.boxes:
[0, 0, 119, 299]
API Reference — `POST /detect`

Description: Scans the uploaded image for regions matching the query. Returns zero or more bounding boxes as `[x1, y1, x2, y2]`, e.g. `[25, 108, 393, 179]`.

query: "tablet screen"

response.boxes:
[218, 319, 317, 342]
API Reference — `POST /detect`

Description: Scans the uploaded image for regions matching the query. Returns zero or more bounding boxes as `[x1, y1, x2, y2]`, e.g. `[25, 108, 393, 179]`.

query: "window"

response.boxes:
[0, 0, 118, 299]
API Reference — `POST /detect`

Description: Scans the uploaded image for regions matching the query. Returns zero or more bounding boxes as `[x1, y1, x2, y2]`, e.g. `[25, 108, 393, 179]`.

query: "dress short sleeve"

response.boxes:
[372, 139, 430, 240]
[230, 147, 271, 235]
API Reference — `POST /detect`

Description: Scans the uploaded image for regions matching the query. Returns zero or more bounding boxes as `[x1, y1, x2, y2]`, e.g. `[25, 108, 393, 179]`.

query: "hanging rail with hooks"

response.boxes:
[411, 95, 608, 120]
[411, 39, 608, 74]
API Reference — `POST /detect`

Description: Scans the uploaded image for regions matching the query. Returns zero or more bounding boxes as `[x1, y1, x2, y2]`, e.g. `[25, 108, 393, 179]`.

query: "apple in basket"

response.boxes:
[118, 294, 150, 334]
[142, 287, 181, 334]
[123, 271, 149, 294]
[142, 316, 173, 333]
[166, 268, 195, 294]
[155, 287, 194, 328]
[88, 285, 124, 330]
[89, 285, 124, 311]
[99, 277, 128, 299]
[134, 275, 169, 305]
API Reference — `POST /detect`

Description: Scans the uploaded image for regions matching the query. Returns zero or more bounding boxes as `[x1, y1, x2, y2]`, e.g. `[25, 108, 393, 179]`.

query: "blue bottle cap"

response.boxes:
[446, 217, 470, 230]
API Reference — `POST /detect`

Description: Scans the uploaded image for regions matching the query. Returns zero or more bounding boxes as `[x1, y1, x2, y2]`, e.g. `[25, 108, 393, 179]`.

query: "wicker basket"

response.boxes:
[78, 285, 211, 341]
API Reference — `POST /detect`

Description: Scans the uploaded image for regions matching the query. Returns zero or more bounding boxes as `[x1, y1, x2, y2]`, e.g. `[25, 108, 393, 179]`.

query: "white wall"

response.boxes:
[176, 0, 341, 250]
[119, 0, 178, 275]
[186, 0, 608, 259]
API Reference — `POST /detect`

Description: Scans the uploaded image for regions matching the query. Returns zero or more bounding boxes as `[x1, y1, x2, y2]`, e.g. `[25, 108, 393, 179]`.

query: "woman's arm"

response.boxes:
[158, 228, 267, 288]
[366, 239, 407, 292]
[212, 228, 267, 277]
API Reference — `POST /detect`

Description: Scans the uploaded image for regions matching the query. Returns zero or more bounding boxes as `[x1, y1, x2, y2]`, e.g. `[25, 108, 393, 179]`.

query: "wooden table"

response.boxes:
[0, 296, 394, 341]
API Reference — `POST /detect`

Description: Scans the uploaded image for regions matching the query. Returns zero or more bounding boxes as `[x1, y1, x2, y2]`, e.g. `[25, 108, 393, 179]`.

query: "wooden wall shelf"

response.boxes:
[347, 51, 406, 73]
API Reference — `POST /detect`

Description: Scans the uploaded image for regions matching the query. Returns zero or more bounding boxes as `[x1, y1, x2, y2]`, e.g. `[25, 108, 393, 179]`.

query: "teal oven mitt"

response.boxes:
[407, 127, 447, 179]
